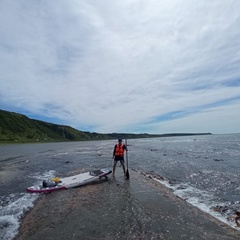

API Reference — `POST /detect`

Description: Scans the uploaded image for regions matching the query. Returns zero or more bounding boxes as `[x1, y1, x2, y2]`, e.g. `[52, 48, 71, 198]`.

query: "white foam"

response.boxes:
[0, 194, 38, 240]
[185, 195, 238, 229]
[53, 152, 69, 157]
[0, 215, 18, 240]
[152, 177, 239, 231]
[29, 170, 55, 182]
[0, 170, 56, 240]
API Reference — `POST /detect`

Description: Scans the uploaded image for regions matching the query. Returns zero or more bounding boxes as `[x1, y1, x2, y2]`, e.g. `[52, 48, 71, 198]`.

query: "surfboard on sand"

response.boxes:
[26, 168, 112, 193]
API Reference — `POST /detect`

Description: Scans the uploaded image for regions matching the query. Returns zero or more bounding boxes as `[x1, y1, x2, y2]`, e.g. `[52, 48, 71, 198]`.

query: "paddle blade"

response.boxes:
[125, 169, 130, 179]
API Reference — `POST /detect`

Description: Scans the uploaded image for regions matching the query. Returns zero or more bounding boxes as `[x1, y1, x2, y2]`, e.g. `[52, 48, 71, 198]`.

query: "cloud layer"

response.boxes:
[1, 0, 240, 134]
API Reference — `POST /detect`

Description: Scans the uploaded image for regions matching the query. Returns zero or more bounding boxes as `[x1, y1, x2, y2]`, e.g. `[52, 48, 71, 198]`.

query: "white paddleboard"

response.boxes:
[27, 168, 112, 193]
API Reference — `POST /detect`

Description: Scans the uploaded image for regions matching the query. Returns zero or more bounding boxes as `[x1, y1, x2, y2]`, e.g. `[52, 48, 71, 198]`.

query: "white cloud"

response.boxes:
[0, 0, 240, 134]
[152, 101, 240, 134]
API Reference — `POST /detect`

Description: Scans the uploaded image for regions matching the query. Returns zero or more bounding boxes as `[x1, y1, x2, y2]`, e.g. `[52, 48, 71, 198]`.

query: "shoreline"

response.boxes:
[140, 170, 240, 231]
[15, 170, 240, 240]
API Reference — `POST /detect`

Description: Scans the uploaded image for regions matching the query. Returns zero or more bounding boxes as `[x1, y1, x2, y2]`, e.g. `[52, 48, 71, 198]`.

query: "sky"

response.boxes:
[0, 0, 240, 134]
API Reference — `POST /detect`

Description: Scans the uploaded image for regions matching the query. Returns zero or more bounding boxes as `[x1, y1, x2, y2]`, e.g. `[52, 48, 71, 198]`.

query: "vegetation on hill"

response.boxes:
[0, 109, 211, 143]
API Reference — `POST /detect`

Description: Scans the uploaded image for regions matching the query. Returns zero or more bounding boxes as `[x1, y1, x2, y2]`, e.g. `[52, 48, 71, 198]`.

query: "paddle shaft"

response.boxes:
[125, 139, 130, 179]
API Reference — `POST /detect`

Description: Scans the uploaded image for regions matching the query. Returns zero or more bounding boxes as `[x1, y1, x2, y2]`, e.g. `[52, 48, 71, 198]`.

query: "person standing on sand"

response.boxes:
[112, 139, 127, 176]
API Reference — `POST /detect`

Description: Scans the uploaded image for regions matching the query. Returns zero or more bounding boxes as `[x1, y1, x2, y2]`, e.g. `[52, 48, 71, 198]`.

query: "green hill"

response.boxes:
[0, 109, 212, 143]
[0, 109, 106, 143]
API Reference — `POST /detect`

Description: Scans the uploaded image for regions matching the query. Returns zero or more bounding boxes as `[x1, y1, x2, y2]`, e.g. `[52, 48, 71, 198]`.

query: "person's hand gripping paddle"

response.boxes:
[125, 139, 130, 179]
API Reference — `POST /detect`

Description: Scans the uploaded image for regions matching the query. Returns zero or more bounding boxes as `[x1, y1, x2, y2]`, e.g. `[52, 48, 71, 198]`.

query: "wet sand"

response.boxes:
[16, 169, 240, 240]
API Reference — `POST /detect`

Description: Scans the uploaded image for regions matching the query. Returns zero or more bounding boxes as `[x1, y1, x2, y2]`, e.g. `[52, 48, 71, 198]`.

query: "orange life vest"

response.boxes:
[115, 143, 125, 156]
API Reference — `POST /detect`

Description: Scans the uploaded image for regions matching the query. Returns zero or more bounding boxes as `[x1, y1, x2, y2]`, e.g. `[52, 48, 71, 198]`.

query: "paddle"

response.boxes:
[125, 139, 130, 179]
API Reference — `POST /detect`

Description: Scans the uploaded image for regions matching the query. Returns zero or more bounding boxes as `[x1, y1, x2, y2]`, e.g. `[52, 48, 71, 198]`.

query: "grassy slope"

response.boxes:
[0, 110, 101, 142]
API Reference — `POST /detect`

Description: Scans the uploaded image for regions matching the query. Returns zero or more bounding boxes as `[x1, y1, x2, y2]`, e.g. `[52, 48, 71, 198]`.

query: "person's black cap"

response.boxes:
[118, 139, 122, 142]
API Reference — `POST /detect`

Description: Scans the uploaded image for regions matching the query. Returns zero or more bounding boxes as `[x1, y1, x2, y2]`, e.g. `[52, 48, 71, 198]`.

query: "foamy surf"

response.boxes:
[0, 170, 56, 240]
[139, 170, 240, 231]
[0, 193, 38, 240]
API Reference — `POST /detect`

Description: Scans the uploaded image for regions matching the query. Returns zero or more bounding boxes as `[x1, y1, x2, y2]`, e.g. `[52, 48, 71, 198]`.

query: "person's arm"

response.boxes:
[113, 145, 116, 158]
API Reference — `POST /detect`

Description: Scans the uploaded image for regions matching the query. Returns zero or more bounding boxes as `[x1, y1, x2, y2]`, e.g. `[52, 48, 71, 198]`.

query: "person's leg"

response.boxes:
[112, 160, 117, 176]
[120, 160, 126, 174]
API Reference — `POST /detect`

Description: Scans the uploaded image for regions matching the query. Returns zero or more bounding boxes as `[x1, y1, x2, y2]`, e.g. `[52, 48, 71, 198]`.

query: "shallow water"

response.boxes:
[0, 134, 240, 239]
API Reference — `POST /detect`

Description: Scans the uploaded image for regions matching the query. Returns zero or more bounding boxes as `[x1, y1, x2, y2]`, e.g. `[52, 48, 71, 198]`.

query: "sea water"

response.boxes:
[0, 134, 240, 239]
